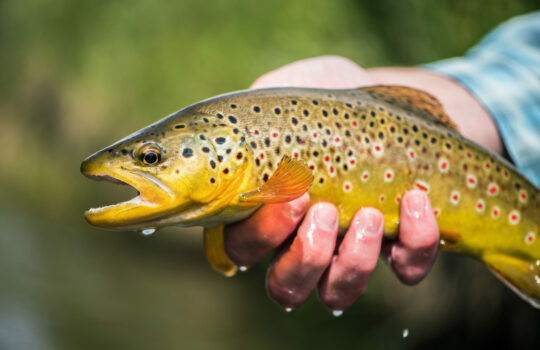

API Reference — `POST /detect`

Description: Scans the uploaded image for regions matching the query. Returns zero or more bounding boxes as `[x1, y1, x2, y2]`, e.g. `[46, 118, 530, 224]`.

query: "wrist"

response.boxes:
[366, 67, 503, 155]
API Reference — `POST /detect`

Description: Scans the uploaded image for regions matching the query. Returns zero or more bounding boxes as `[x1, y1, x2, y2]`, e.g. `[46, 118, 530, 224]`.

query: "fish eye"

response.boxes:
[138, 143, 162, 166]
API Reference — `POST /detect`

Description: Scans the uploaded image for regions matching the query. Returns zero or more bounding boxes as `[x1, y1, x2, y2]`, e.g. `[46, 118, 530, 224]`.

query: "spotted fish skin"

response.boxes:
[81, 86, 539, 307]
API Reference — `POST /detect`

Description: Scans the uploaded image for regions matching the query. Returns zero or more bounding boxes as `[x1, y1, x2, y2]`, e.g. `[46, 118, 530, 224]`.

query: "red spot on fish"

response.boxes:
[361, 171, 369, 181]
[259, 153, 265, 159]
[349, 159, 356, 165]
[509, 210, 520, 225]
[492, 207, 500, 218]
[334, 136, 341, 143]
[395, 195, 401, 203]
[433, 208, 440, 216]
[375, 145, 381, 152]
[293, 152, 299, 158]
[415, 181, 429, 192]
[352, 121, 358, 127]
[503, 170, 509, 178]
[324, 155, 330, 162]
[476, 201, 484, 210]
[488, 183, 499, 196]
[329, 165, 335, 174]
[441, 161, 447, 170]
[312, 132, 318, 138]
[519, 190, 528, 202]
[466, 152, 472, 159]
[379, 195, 385, 202]
[344, 183, 351, 191]
[272, 132, 279, 138]
[484, 162, 491, 170]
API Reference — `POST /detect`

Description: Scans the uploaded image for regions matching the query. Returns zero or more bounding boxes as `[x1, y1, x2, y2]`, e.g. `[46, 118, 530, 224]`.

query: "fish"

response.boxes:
[81, 86, 540, 308]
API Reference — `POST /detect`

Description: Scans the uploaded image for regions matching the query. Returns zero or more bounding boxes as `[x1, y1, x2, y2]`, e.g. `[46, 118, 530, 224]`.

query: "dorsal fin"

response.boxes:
[361, 85, 458, 131]
[239, 155, 313, 203]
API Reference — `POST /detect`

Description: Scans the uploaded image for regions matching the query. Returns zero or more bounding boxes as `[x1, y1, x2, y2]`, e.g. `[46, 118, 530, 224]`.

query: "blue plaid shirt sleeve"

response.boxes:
[425, 11, 540, 188]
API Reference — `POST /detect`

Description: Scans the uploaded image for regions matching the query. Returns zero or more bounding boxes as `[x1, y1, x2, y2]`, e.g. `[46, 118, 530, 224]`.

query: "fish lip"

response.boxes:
[81, 162, 176, 229]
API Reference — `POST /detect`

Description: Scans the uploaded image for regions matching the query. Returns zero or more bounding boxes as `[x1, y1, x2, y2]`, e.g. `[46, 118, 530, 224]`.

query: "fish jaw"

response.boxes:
[81, 156, 179, 230]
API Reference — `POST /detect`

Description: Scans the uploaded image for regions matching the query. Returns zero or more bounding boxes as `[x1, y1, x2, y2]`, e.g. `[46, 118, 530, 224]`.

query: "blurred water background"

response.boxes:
[1, 1, 540, 349]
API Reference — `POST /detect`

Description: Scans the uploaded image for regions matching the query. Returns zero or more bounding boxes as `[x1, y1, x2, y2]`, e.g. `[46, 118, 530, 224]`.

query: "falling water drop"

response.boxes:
[284, 307, 293, 313]
[402, 328, 409, 338]
[239, 266, 248, 272]
[332, 310, 343, 317]
[141, 228, 156, 236]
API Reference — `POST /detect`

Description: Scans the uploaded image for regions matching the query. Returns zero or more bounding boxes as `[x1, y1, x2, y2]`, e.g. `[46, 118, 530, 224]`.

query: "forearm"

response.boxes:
[367, 67, 504, 155]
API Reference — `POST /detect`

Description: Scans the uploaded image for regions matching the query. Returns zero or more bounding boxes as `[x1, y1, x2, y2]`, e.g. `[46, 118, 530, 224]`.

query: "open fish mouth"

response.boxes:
[81, 160, 175, 230]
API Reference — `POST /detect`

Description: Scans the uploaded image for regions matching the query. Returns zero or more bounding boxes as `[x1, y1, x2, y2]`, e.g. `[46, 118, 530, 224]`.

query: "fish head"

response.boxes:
[81, 113, 258, 231]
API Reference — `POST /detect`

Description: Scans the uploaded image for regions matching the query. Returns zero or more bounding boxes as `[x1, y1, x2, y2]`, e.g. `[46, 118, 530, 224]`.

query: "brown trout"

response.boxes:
[81, 86, 540, 308]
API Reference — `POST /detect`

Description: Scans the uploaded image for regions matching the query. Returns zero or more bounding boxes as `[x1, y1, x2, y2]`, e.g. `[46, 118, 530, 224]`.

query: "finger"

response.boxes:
[224, 193, 310, 268]
[318, 208, 384, 312]
[383, 189, 439, 285]
[250, 55, 374, 89]
[266, 203, 339, 310]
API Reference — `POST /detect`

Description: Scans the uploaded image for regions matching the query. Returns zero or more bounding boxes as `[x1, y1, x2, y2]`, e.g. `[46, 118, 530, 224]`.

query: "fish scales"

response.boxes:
[81, 86, 540, 307]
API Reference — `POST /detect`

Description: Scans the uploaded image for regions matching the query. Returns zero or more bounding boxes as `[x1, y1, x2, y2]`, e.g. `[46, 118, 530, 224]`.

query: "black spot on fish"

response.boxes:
[250, 141, 257, 149]
[121, 149, 129, 155]
[312, 100, 319, 105]
[253, 106, 261, 112]
[217, 113, 223, 119]
[335, 122, 342, 128]
[325, 129, 331, 135]
[255, 158, 260, 166]
[230, 104, 237, 109]
[302, 124, 308, 131]
[275, 147, 281, 155]
[322, 110, 328, 117]
[203, 118, 209, 123]
[216, 137, 226, 144]
[210, 178, 215, 183]
[370, 111, 376, 117]
[296, 136, 305, 144]
[202, 147, 210, 153]
[217, 155, 223, 162]
[199, 134, 206, 140]
[346, 103, 352, 108]
[445, 143, 452, 150]
[403, 128, 409, 135]
[223, 168, 229, 174]
[345, 130, 351, 137]
[361, 114, 366, 120]
[412, 125, 418, 132]
[378, 132, 384, 139]
[322, 140, 328, 147]
[263, 173, 269, 182]
[228, 116, 237, 124]
[313, 150, 319, 157]
[210, 160, 216, 169]
[291, 100, 297, 105]
[303, 110, 309, 117]
[319, 177, 324, 184]
[369, 121, 375, 127]
[175, 124, 185, 129]
[415, 140, 421, 146]
[264, 137, 270, 146]
[182, 148, 193, 158]
[292, 117, 298, 125]
[390, 126, 396, 133]
[344, 113, 349, 119]
[285, 135, 291, 143]
[274, 108, 281, 115]
[317, 122, 323, 128]
[333, 108, 338, 115]
[226, 148, 232, 154]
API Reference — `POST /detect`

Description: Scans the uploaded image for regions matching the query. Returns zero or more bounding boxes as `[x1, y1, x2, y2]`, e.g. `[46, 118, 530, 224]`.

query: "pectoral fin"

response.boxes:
[239, 155, 313, 203]
[483, 253, 540, 308]
[203, 225, 237, 277]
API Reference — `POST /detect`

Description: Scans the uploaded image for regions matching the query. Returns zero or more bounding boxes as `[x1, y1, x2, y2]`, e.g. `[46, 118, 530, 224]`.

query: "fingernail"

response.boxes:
[405, 192, 426, 218]
[286, 194, 309, 221]
[313, 204, 338, 232]
[357, 208, 383, 236]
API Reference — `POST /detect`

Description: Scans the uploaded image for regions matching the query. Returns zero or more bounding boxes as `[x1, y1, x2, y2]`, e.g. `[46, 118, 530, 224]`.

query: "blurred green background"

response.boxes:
[1, 0, 539, 349]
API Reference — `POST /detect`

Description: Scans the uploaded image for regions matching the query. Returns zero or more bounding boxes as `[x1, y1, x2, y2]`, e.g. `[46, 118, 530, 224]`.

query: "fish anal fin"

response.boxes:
[203, 225, 237, 277]
[362, 85, 459, 131]
[239, 155, 313, 203]
[483, 253, 540, 309]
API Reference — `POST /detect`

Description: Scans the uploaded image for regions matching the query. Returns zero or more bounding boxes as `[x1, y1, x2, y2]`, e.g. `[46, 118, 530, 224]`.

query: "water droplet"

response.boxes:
[536, 260, 540, 266]
[239, 266, 248, 272]
[141, 228, 156, 236]
[284, 307, 293, 313]
[402, 328, 409, 338]
[332, 310, 343, 317]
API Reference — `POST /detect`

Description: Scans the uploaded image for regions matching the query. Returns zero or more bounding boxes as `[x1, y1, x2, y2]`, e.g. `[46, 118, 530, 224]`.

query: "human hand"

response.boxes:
[224, 56, 440, 312]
